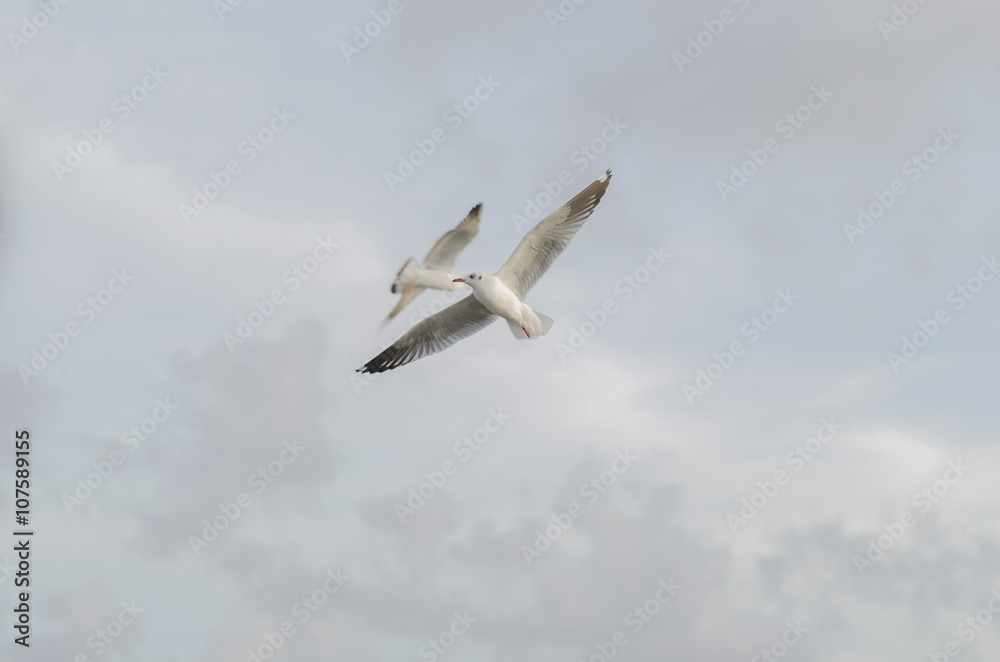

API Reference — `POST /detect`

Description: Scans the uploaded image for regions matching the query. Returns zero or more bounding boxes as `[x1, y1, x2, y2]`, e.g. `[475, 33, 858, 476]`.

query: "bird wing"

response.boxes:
[381, 286, 427, 326]
[422, 204, 482, 272]
[358, 295, 498, 373]
[494, 171, 611, 300]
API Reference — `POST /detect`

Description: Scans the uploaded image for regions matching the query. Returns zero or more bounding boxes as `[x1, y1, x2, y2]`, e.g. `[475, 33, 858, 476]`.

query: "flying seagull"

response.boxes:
[383, 203, 482, 324]
[358, 170, 612, 373]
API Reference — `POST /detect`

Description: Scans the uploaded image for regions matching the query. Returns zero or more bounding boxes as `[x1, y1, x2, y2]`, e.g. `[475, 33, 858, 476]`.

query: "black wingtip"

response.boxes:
[357, 358, 386, 374]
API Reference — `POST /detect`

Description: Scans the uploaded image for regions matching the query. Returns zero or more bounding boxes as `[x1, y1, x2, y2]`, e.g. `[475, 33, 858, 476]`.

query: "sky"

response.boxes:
[1, 0, 999, 660]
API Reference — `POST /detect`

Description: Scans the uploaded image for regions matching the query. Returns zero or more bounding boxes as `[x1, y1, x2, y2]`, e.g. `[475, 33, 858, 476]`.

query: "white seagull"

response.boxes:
[358, 170, 612, 373]
[383, 203, 482, 324]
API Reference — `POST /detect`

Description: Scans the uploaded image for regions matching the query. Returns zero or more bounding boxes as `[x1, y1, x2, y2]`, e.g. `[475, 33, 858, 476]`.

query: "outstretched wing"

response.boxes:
[422, 204, 482, 272]
[495, 171, 611, 300]
[358, 295, 498, 373]
[381, 286, 427, 326]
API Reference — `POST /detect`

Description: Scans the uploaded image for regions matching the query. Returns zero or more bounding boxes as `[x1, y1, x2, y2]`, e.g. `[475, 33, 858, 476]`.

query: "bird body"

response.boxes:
[395, 262, 468, 293]
[454, 272, 553, 339]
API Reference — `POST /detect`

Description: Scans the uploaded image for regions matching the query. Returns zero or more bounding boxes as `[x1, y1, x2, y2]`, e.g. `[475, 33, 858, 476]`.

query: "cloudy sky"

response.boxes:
[2, 0, 999, 660]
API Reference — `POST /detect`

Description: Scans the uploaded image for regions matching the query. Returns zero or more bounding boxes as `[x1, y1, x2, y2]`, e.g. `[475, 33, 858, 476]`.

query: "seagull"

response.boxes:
[383, 203, 482, 324]
[358, 170, 612, 373]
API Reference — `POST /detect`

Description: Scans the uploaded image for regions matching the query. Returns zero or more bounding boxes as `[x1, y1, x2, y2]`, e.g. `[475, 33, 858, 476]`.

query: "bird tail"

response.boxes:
[507, 305, 554, 340]
[391, 258, 419, 293]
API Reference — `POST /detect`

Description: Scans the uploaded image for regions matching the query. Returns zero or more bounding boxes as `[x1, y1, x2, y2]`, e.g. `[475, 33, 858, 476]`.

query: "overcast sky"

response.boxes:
[2, 0, 1000, 660]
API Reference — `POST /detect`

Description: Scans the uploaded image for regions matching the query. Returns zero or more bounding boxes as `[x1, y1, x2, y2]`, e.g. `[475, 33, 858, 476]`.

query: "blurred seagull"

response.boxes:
[358, 170, 612, 373]
[383, 203, 482, 325]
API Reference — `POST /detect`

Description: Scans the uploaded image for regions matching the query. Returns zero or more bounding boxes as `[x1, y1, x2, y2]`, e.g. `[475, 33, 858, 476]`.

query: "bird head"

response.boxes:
[453, 272, 484, 289]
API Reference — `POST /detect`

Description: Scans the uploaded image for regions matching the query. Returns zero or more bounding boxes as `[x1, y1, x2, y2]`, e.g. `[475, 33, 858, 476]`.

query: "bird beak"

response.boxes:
[452, 278, 465, 283]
